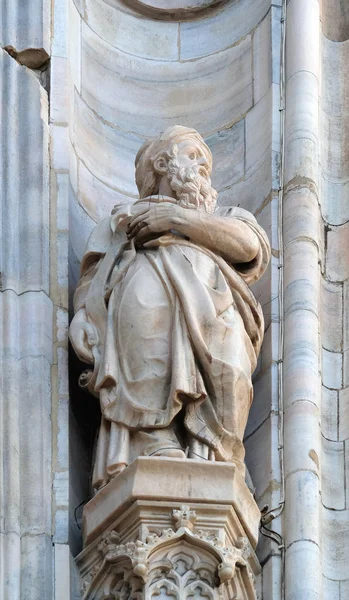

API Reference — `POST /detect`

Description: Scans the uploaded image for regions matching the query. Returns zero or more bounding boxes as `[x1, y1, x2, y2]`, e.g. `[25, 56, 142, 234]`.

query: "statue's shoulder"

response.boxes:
[214, 205, 257, 224]
[84, 216, 114, 257]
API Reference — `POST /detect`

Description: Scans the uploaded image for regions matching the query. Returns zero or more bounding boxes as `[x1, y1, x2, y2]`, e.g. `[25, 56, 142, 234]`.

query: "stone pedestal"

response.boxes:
[77, 458, 261, 599]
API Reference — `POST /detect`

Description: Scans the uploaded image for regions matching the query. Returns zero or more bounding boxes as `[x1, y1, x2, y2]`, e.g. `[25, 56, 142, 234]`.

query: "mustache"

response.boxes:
[166, 158, 217, 213]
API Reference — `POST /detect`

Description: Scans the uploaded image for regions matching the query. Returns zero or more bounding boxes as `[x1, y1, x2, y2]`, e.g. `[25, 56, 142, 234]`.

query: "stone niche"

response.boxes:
[77, 458, 260, 599]
[125, 0, 227, 19]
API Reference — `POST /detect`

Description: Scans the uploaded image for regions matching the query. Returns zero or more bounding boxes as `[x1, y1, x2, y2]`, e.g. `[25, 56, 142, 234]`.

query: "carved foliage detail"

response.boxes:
[82, 506, 257, 599]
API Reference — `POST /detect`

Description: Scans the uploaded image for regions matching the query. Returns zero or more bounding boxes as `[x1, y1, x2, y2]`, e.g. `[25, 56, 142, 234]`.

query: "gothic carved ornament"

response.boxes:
[82, 506, 257, 599]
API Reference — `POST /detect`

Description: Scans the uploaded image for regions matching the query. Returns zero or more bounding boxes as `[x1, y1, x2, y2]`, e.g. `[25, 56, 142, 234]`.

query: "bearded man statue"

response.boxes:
[70, 126, 270, 491]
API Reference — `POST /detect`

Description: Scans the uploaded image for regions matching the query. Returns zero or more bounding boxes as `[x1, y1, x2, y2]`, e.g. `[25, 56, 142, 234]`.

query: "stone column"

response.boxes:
[0, 44, 53, 600]
[283, 1, 322, 598]
[77, 459, 261, 599]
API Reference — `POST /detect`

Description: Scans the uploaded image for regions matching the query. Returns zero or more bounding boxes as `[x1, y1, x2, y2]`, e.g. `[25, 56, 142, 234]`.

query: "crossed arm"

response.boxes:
[126, 202, 260, 264]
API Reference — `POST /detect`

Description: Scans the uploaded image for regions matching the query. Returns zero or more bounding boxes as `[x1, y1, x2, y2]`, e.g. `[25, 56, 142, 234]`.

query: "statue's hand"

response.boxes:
[69, 308, 98, 364]
[127, 203, 187, 243]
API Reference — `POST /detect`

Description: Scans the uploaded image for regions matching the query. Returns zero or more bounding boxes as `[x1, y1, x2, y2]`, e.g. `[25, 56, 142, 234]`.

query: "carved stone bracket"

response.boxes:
[77, 458, 261, 599]
[82, 509, 256, 598]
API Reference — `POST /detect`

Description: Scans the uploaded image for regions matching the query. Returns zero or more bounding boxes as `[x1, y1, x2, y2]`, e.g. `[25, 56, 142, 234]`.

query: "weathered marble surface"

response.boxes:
[70, 125, 270, 490]
[77, 458, 261, 599]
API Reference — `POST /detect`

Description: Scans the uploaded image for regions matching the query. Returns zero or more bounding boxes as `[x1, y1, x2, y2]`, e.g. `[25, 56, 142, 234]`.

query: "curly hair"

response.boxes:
[135, 125, 213, 199]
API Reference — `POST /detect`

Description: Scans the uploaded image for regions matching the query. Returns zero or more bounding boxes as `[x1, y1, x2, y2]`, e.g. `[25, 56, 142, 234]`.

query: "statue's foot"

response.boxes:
[152, 448, 186, 459]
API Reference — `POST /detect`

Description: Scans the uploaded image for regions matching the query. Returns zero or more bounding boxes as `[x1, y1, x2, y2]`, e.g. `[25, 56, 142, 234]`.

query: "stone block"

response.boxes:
[246, 363, 278, 438]
[21, 534, 53, 600]
[82, 457, 260, 547]
[322, 348, 343, 390]
[219, 153, 274, 217]
[0, 0, 50, 56]
[253, 11, 272, 104]
[322, 386, 338, 441]
[68, 0, 81, 93]
[286, 0, 320, 80]
[51, 57, 68, 124]
[0, 50, 50, 294]
[344, 349, 349, 390]
[284, 137, 319, 189]
[74, 89, 141, 196]
[283, 188, 320, 248]
[80, 0, 179, 61]
[326, 223, 349, 283]
[323, 577, 340, 600]
[54, 544, 71, 600]
[284, 471, 321, 547]
[322, 114, 349, 183]
[56, 307, 68, 344]
[206, 120, 245, 191]
[339, 387, 349, 441]
[179, 0, 270, 60]
[69, 189, 97, 263]
[56, 230, 69, 300]
[284, 401, 321, 478]
[0, 290, 53, 362]
[70, 146, 78, 195]
[322, 438, 345, 510]
[52, 0, 67, 58]
[0, 533, 20, 597]
[78, 458, 261, 599]
[56, 173, 69, 231]
[284, 240, 320, 317]
[245, 413, 280, 501]
[340, 579, 349, 599]
[246, 84, 280, 178]
[284, 540, 321, 600]
[262, 555, 282, 600]
[323, 507, 349, 581]
[57, 395, 69, 470]
[285, 71, 319, 148]
[78, 159, 132, 223]
[321, 177, 349, 226]
[321, 279, 343, 352]
[346, 440, 349, 509]
[322, 35, 349, 117]
[283, 310, 320, 408]
[81, 22, 253, 138]
[51, 124, 69, 171]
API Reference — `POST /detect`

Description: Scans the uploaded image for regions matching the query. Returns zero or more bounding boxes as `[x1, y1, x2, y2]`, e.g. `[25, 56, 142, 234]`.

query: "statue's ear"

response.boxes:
[153, 157, 167, 175]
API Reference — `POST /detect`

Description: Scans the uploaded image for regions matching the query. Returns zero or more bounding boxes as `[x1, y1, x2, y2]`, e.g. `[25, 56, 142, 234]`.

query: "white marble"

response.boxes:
[77, 0, 179, 61]
[179, 0, 270, 60]
[0, 0, 50, 57]
[81, 22, 253, 138]
[322, 438, 345, 510]
[70, 126, 270, 490]
[323, 508, 349, 581]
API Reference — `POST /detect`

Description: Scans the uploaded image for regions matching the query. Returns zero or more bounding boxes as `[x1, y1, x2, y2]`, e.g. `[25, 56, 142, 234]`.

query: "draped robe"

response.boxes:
[73, 198, 270, 488]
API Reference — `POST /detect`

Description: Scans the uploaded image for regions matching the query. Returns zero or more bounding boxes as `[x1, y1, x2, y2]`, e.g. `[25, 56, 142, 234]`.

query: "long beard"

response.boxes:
[166, 158, 217, 213]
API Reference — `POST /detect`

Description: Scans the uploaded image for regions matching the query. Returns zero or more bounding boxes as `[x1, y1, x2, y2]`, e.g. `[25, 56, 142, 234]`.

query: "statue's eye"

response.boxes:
[189, 152, 196, 160]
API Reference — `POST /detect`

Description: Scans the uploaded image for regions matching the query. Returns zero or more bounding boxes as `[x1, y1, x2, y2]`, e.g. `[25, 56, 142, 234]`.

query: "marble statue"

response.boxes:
[70, 126, 270, 491]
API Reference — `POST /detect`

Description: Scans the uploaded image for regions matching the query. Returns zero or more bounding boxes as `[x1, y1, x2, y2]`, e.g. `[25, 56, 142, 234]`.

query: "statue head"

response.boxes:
[135, 125, 217, 213]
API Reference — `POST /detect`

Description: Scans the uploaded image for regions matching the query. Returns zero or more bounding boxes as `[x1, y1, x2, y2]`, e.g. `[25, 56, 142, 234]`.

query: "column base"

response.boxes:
[77, 457, 261, 599]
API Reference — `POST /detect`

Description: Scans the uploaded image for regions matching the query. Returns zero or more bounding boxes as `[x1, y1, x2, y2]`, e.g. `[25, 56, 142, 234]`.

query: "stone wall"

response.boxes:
[1, 0, 349, 598]
[321, 1, 349, 597]
[67, 1, 283, 596]
[0, 3, 53, 598]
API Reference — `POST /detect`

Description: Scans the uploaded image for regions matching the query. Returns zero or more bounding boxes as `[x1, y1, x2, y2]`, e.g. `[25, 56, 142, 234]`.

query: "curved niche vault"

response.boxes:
[69, 0, 272, 271]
